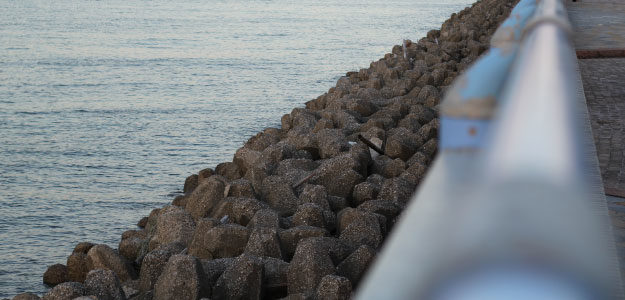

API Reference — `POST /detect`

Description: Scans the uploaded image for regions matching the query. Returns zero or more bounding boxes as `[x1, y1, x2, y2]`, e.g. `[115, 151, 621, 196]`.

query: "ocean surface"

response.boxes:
[0, 0, 473, 297]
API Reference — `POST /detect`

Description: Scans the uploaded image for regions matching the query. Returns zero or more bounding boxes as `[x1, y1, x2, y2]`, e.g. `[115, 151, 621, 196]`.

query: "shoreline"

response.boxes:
[11, 0, 517, 299]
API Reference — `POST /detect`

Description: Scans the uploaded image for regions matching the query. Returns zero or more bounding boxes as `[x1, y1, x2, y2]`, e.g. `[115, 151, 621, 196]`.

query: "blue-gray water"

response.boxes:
[0, 0, 473, 297]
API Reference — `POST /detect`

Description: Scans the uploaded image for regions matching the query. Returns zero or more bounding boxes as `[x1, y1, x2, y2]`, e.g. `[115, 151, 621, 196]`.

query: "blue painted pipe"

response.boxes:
[491, 0, 538, 47]
[440, 0, 538, 151]
[440, 47, 517, 150]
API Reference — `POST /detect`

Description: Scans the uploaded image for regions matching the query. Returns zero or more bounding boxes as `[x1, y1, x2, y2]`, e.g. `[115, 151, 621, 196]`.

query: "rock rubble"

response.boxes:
[27, 0, 517, 299]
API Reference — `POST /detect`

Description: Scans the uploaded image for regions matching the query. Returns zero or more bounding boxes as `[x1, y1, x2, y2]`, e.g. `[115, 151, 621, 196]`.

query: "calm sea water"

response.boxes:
[0, 0, 473, 297]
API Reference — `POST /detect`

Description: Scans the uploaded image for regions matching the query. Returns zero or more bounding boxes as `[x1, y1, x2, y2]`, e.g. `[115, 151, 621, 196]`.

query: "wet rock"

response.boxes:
[311, 159, 363, 199]
[86, 244, 137, 282]
[337, 245, 376, 287]
[247, 209, 280, 229]
[385, 99, 410, 119]
[351, 182, 379, 207]
[313, 118, 334, 132]
[193, 215, 221, 233]
[347, 143, 372, 175]
[233, 148, 261, 175]
[431, 68, 447, 87]
[324, 153, 365, 178]
[327, 195, 348, 213]
[410, 104, 436, 125]
[405, 85, 422, 100]
[303, 237, 352, 266]
[275, 159, 318, 176]
[84, 269, 125, 300]
[337, 208, 378, 234]
[215, 162, 242, 181]
[144, 209, 161, 237]
[11, 293, 40, 300]
[416, 73, 434, 87]
[315, 275, 352, 300]
[244, 227, 283, 259]
[338, 210, 382, 249]
[213, 255, 264, 300]
[407, 151, 431, 166]
[200, 258, 234, 296]
[424, 52, 442, 66]
[290, 108, 319, 131]
[278, 226, 328, 260]
[366, 77, 383, 89]
[358, 200, 401, 224]
[260, 176, 298, 217]
[121, 281, 139, 299]
[276, 168, 309, 187]
[361, 116, 395, 132]
[282, 114, 293, 131]
[370, 108, 401, 125]
[119, 230, 146, 262]
[73, 242, 96, 254]
[43, 264, 68, 286]
[378, 176, 417, 208]
[41, 282, 85, 300]
[404, 161, 428, 185]
[189, 224, 250, 259]
[382, 158, 406, 178]
[287, 239, 336, 294]
[397, 114, 422, 132]
[67, 253, 89, 283]
[138, 242, 186, 291]
[153, 255, 207, 300]
[128, 291, 152, 300]
[285, 130, 319, 159]
[184, 174, 199, 194]
[420, 138, 438, 158]
[316, 129, 349, 159]
[280, 293, 314, 300]
[384, 127, 422, 161]
[261, 141, 296, 165]
[359, 127, 385, 145]
[73, 295, 98, 300]
[305, 93, 328, 111]
[185, 176, 225, 220]
[149, 206, 195, 250]
[297, 184, 331, 211]
[211, 197, 268, 226]
[258, 256, 289, 298]
[322, 210, 338, 233]
[197, 168, 215, 183]
[366, 174, 385, 187]
[291, 203, 325, 228]
[417, 85, 439, 103]
[227, 178, 256, 198]
[347, 98, 376, 117]
[171, 195, 188, 207]
[244, 163, 272, 195]
[245, 130, 281, 151]
[424, 95, 440, 108]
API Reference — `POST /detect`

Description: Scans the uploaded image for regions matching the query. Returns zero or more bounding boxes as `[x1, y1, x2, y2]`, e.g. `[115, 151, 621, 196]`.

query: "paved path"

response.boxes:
[579, 59, 625, 196]
[568, 0, 625, 195]
[567, 1, 625, 51]
[568, 0, 625, 285]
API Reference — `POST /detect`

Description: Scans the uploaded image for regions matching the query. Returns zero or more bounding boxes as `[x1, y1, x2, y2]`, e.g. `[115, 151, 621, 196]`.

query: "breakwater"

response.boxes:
[11, 0, 517, 299]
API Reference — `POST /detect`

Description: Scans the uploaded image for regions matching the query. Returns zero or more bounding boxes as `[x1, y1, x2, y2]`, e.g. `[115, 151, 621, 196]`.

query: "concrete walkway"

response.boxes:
[568, 0, 625, 51]
[568, 0, 625, 196]
[579, 59, 625, 196]
[568, 0, 625, 282]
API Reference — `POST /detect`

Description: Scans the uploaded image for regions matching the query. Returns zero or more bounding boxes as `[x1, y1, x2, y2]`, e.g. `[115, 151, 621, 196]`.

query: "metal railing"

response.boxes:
[356, 0, 623, 298]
